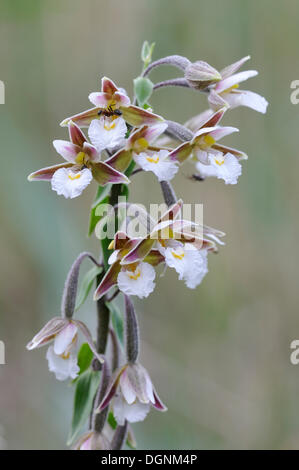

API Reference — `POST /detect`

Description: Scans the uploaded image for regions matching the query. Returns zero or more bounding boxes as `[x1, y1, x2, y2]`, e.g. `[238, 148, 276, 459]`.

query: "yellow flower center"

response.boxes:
[75, 151, 87, 165]
[171, 249, 185, 260]
[201, 134, 216, 149]
[68, 172, 81, 181]
[135, 137, 149, 152]
[104, 121, 116, 131]
[146, 155, 159, 164]
[223, 83, 239, 94]
[214, 156, 225, 166]
[128, 268, 141, 280]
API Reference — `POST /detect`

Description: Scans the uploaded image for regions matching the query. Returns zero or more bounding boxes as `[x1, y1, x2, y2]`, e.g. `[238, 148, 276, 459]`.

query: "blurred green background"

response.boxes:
[0, 0, 298, 450]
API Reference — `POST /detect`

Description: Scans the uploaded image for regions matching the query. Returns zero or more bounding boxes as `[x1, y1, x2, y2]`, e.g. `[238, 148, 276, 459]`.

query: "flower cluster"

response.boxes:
[26, 45, 267, 450]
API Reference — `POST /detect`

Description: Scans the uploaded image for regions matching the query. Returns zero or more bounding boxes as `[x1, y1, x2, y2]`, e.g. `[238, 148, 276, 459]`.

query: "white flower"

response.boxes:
[134, 150, 179, 182]
[88, 116, 127, 153]
[195, 152, 242, 185]
[98, 362, 167, 425]
[113, 395, 150, 425]
[164, 243, 208, 289]
[46, 345, 79, 381]
[117, 262, 156, 298]
[51, 167, 93, 199]
[211, 57, 268, 113]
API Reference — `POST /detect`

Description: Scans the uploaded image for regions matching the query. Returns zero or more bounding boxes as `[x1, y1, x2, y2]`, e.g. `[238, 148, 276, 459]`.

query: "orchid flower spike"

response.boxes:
[28, 121, 129, 199]
[60, 76, 164, 129]
[208, 56, 268, 114]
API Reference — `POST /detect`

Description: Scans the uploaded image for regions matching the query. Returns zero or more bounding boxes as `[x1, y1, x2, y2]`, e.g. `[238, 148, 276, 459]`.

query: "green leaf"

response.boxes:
[88, 184, 112, 236]
[77, 343, 94, 375]
[106, 301, 124, 345]
[75, 265, 103, 310]
[134, 77, 154, 107]
[67, 370, 100, 446]
[141, 41, 155, 67]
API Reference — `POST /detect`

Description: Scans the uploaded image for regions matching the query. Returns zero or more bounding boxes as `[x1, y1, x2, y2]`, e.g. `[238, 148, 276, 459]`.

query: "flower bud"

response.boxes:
[185, 61, 221, 90]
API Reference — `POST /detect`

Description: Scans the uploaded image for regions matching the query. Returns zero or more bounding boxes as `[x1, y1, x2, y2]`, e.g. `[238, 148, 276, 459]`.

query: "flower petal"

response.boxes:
[89, 92, 110, 107]
[97, 366, 126, 412]
[225, 90, 268, 114]
[215, 70, 258, 93]
[121, 105, 164, 127]
[91, 162, 129, 185]
[135, 150, 178, 182]
[168, 142, 193, 163]
[27, 162, 74, 181]
[200, 107, 226, 128]
[68, 121, 87, 147]
[113, 396, 150, 425]
[220, 56, 251, 79]
[117, 262, 156, 299]
[94, 261, 122, 300]
[26, 317, 66, 350]
[101, 76, 118, 95]
[53, 322, 78, 355]
[104, 149, 133, 173]
[88, 117, 127, 153]
[60, 107, 100, 128]
[51, 167, 93, 199]
[53, 140, 81, 162]
[211, 143, 248, 160]
[121, 237, 156, 265]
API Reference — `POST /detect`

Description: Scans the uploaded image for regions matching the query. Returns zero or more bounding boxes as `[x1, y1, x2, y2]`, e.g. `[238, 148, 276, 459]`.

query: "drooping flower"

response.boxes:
[96, 362, 167, 425]
[114, 200, 224, 290]
[28, 121, 129, 198]
[168, 108, 246, 184]
[195, 151, 242, 184]
[93, 231, 164, 300]
[208, 56, 268, 113]
[60, 77, 165, 129]
[163, 241, 208, 289]
[27, 317, 103, 381]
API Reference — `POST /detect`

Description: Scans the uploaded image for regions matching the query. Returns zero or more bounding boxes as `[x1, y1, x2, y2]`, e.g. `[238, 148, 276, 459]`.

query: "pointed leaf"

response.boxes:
[105, 301, 124, 345]
[67, 370, 100, 446]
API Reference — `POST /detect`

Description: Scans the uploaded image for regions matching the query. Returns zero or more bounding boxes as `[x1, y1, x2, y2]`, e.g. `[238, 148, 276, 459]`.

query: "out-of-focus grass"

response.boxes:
[0, 0, 298, 449]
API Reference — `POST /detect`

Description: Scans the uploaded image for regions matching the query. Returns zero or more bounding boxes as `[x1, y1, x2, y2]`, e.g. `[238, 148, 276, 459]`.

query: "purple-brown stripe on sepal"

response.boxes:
[91, 162, 130, 186]
[60, 107, 100, 128]
[104, 149, 133, 173]
[120, 105, 164, 127]
[168, 142, 193, 163]
[93, 261, 121, 300]
[27, 162, 73, 181]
